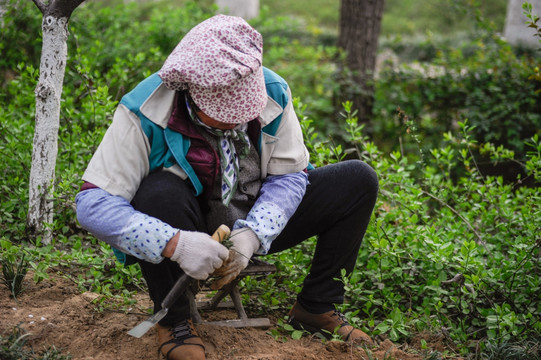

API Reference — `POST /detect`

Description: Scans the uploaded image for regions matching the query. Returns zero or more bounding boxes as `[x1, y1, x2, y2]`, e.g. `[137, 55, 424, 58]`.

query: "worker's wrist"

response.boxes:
[162, 231, 180, 258]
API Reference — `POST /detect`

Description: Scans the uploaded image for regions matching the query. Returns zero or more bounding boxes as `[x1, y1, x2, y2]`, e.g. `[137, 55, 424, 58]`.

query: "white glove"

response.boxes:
[170, 230, 229, 280]
[210, 228, 260, 289]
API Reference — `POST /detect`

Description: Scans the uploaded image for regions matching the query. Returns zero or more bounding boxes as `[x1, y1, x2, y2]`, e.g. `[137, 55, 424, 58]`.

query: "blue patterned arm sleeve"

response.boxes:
[233, 171, 309, 254]
[76, 188, 177, 263]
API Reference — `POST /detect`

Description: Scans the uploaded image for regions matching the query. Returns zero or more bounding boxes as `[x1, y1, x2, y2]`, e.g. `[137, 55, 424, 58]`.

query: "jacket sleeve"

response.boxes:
[76, 187, 177, 263]
[233, 171, 308, 254]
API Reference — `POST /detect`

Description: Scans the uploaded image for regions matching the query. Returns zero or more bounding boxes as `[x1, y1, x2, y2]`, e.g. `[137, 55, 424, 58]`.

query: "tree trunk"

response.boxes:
[0, 0, 6, 27]
[216, 0, 259, 19]
[27, 0, 85, 244]
[337, 0, 385, 124]
[504, 0, 541, 48]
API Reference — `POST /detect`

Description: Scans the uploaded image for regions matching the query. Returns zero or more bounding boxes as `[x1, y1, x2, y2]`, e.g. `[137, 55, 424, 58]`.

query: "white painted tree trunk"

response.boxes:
[216, 0, 259, 19]
[0, 0, 6, 27]
[504, 0, 541, 48]
[27, 15, 68, 244]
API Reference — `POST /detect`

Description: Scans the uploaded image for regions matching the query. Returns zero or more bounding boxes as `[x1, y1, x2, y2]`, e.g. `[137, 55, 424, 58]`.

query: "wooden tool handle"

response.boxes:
[211, 224, 230, 243]
[161, 225, 230, 309]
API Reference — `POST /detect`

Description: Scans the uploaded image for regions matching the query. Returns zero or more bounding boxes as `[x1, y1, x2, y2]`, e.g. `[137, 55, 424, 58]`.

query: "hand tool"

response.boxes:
[127, 224, 231, 338]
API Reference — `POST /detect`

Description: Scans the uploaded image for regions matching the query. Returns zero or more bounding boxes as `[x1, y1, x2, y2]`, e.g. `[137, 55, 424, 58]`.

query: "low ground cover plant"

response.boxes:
[255, 102, 540, 357]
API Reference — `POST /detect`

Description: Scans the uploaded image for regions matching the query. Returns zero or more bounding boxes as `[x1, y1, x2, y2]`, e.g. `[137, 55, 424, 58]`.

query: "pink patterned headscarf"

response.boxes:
[158, 15, 267, 124]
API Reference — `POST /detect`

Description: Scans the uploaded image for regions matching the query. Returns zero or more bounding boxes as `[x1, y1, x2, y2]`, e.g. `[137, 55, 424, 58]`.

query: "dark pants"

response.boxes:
[132, 160, 378, 325]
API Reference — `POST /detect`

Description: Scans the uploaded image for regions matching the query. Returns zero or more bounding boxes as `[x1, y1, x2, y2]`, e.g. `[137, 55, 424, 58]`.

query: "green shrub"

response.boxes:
[323, 108, 539, 353]
[0, 0, 42, 72]
[0, 64, 39, 242]
[374, 33, 541, 161]
[245, 101, 540, 356]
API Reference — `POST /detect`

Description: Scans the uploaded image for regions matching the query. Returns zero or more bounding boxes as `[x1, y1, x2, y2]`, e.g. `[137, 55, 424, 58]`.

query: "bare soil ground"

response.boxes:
[1, 271, 457, 359]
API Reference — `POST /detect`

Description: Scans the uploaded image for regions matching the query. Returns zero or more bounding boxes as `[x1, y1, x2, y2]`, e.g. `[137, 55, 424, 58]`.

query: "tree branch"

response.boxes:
[31, 0, 47, 14]
[49, 0, 86, 18]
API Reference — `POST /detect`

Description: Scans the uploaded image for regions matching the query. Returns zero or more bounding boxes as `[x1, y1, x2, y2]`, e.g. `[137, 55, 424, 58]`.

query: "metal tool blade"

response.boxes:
[127, 271, 192, 338]
[127, 308, 168, 338]
[127, 225, 230, 338]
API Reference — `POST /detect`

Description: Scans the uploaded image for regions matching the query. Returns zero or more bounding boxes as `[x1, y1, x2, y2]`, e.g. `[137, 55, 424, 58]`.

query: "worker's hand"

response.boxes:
[210, 228, 260, 290]
[170, 230, 229, 280]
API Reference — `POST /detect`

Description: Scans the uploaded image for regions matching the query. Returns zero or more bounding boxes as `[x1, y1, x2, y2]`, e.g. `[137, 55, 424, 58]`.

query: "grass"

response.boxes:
[133, 0, 508, 41]
[1, 254, 28, 300]
[260, 0, 339, 29]
[0, 325, 72, 360]
[382, 0, 507, 36]
[260, 0, 508, 37]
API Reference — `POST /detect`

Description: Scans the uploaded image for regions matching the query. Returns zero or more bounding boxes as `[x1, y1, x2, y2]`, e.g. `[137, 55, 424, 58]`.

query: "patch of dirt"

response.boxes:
[0, 271, 453, 359]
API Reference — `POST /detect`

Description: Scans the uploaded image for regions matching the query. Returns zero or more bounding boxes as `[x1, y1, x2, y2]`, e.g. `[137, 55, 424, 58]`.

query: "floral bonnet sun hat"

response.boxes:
[158, 15, 267, 124]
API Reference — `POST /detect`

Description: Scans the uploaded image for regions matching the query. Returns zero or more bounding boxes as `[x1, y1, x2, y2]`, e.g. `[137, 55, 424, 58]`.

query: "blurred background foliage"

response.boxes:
[2, 0, 539, 157]
[3, 0, 538, 162]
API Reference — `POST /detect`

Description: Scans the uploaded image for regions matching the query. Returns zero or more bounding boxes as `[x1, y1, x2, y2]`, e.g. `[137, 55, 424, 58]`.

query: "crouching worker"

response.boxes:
[76, 14, 379, 360]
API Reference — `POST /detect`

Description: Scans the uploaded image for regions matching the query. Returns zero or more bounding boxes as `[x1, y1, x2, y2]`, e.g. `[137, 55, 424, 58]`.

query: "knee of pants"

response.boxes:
[347, 160, 379, 201]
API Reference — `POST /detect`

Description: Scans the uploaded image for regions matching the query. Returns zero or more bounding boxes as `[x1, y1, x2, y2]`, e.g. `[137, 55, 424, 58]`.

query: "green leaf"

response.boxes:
[0, 239, 12, 250]
[375, 322, 390, 333]
[282, 324, 294, 332]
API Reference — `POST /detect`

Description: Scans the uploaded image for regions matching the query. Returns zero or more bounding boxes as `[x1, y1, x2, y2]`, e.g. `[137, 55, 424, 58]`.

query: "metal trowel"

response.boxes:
[127, 224, 231, 338]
